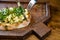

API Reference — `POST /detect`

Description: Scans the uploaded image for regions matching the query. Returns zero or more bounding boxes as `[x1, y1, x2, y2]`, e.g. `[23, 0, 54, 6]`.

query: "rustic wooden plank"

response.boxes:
[32, 22, 51, 38]
[0, 1, 51, 39]
[30, 3, 50, 24]
[0, 2, 28, 9]
[41, 4, 50, 22]
[0, 0, 47, 3]
[0, 0, 30, 2]
[0, 24, 32, 36]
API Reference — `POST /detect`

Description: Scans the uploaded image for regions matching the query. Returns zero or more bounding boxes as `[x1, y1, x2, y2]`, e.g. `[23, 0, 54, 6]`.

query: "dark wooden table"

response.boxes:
[0, 0, 51, 40]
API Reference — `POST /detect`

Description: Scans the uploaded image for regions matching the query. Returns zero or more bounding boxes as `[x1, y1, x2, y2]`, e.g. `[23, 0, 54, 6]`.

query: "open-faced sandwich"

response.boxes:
[0, 6, 30, 30]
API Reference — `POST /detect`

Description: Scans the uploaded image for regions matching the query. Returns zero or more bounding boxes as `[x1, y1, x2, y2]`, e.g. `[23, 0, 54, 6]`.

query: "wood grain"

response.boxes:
[0, 0, 51, 40]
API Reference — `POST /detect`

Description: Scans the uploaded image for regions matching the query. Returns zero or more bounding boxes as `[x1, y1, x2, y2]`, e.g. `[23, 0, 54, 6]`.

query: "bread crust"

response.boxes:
[0, 12, 31, 30]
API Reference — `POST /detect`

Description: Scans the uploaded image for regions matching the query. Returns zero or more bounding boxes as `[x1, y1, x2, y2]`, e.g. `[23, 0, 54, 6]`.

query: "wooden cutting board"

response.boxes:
[0, 0, 51, 40]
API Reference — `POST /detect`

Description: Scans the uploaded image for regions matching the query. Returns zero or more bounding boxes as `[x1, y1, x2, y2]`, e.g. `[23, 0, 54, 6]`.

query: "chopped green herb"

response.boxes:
[0, 7, 26, 24]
